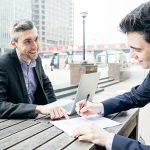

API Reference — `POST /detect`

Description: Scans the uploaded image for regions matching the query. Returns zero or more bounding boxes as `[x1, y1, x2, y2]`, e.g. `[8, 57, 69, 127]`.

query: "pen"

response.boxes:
[79, 94, 90, 114]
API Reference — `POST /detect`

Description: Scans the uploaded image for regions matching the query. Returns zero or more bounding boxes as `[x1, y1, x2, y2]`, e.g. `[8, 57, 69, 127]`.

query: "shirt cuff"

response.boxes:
[98, 103, 104, 116]
[105, 133, 115, 150]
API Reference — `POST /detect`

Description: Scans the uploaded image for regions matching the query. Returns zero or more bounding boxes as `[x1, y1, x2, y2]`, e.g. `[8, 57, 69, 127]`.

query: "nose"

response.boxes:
[130, 49, 137, 59]
[31, 41, 38, 50]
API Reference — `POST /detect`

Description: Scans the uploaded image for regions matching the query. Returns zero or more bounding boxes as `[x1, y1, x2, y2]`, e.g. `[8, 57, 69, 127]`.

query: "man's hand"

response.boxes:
[75, 100, 103, 116]
[73, 123, 111, 147]
[36, 104, 69, 119]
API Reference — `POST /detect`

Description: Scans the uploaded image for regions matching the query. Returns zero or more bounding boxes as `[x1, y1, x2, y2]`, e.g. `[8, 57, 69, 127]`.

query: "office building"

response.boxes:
[32, 0, 74, 51]
[0, 0, 31, 54]
[0, 0, 74, 53]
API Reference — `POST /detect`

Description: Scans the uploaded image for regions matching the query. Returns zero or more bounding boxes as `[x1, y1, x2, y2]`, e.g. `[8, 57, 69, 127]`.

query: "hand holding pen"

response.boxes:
[75, 94, 102, 116]
[79, 94, 90, 114]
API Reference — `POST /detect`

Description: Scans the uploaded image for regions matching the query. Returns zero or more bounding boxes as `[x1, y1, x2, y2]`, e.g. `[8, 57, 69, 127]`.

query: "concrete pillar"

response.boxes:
[108, 63, 120, 80]
[70, 63, 98, 84]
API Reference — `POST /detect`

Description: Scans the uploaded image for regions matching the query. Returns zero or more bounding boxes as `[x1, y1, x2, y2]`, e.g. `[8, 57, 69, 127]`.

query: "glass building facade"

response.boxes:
[0, 0, 31, 51]
[32, 0, 74, 51]
[0, 0, 74, 53]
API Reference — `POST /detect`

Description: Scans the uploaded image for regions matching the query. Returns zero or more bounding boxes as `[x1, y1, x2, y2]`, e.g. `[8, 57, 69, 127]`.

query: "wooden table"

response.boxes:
[0, 108, 139, 150]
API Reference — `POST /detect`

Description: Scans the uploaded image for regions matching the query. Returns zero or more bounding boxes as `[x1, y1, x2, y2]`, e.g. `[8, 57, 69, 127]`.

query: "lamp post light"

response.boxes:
[80, 11, 88, 64]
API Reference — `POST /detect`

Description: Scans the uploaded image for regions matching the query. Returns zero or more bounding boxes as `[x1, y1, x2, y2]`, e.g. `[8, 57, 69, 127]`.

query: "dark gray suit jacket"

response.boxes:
[102, 71, 150, 150]
[0, 49, 56, 119]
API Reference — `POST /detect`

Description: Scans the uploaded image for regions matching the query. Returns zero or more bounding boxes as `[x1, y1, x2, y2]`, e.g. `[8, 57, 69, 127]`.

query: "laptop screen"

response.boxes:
[75, 72, 100, 102]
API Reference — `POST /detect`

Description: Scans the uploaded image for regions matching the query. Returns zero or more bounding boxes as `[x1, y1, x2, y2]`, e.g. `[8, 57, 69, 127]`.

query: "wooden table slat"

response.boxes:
[0, 119, 26, 130]
[106, 109, 138, 135]
[0, 123, 52, 149]
[0, 120, 39, 140]
[0, 119, 7, 123]
[64, 139, 96, 150]
[37, 133, 74, 150]
[8, 126, 63, 150]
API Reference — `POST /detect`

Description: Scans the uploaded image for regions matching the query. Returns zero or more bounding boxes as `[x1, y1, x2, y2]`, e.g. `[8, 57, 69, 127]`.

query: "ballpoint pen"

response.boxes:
[79, 94, 90, 114]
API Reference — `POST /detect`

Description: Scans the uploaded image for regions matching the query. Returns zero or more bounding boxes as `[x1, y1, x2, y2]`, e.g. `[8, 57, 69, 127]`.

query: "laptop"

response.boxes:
[54, 72, 100, 115]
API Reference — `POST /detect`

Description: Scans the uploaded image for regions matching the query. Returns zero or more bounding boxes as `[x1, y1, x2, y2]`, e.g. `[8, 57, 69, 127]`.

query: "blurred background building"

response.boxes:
[32, 0, 74, 52]
[0, 0, 32, 53]
[0, 0, 130, 67]
[0, 0, 74, 54]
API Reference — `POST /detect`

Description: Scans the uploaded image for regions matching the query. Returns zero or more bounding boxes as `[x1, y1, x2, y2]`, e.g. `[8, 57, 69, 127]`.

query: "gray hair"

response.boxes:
[10, 20, 35, 41]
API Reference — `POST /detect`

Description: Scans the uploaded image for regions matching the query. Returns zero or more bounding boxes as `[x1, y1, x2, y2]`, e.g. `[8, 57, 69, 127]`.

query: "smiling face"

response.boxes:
[127, 32, 150, 69]
[11, 27, 39, 64]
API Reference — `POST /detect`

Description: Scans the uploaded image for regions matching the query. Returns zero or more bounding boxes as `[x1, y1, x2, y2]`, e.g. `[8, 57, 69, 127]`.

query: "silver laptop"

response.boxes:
[61, 72, 100, 115]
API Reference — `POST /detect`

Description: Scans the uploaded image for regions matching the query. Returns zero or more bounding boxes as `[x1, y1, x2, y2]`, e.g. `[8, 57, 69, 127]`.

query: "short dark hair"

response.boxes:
[10, 20, 35, 41]
[119, 2, 150, 43]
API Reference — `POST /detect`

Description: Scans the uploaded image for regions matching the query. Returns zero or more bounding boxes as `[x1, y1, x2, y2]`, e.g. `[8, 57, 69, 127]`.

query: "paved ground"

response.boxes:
[44, 65, 108, 86]
[44, 64, 150, 144]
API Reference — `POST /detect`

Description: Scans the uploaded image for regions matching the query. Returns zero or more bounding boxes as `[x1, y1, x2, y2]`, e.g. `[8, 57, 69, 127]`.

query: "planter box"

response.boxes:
[108, 63, 120, 80]
[70, 64, 98, 84]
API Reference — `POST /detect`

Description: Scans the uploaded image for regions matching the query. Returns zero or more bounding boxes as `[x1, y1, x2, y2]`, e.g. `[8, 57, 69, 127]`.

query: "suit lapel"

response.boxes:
[34, 58, 42, 84]
[34, 57, 48, 104]
[11, 49, 28, 103]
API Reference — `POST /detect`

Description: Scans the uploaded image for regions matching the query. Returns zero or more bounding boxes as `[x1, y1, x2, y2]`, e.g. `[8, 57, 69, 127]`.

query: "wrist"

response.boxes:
[98, 103, 104, 115]
[105, 133, 115, 150]
[35, 105, 42, 114]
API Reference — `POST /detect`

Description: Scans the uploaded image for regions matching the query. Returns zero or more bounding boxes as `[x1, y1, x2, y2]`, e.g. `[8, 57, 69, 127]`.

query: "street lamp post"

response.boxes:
[80, 12, 88, 64]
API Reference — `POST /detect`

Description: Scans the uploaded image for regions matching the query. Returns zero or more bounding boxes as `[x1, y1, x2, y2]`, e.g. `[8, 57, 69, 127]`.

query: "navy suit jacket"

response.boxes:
[0, 49, 56, 119]
[102, 71, 150, 150]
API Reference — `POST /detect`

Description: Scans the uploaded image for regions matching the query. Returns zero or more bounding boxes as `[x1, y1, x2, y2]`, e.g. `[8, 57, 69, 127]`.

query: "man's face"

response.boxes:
[11, 28, 39, 63]
[127, 32, 150, 69]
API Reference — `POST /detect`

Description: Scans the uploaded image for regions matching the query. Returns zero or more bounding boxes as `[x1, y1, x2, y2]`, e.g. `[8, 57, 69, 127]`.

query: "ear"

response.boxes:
[11, 40, 17, 48]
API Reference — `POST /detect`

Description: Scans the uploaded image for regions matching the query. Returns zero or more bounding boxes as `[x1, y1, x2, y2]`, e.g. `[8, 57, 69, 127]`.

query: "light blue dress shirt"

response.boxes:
[16, 50, 37, 104]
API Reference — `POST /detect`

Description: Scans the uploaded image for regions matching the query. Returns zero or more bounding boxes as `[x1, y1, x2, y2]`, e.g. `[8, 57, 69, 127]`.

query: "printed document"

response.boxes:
[50, 115, 121, 136]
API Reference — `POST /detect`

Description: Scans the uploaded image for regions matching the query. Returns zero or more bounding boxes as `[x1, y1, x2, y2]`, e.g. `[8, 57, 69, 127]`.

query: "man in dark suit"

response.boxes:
[0, 20, 68, 119]
[73, 2, 150, 150]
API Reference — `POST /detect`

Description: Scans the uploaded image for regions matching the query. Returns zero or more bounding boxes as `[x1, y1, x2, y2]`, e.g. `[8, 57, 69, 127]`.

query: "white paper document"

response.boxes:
[50, 115, 121, 136]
